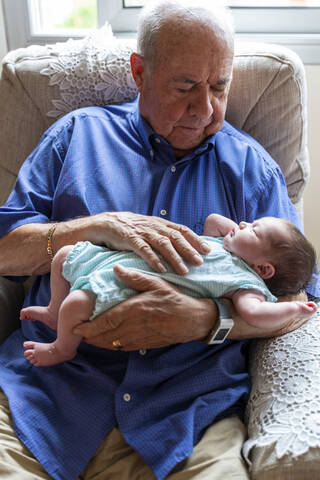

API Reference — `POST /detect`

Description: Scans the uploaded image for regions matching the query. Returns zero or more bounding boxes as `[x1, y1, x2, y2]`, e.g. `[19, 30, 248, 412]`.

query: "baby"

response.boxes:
[21, 214, 317, 366]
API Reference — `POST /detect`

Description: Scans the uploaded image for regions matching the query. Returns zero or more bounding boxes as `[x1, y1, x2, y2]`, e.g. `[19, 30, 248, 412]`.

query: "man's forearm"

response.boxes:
[0, 211, 211, 278]
[0, 218, 92, 276]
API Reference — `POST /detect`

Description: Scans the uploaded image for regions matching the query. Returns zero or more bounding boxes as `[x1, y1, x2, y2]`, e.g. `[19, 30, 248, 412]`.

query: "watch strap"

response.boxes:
[205, 298, 234, 345]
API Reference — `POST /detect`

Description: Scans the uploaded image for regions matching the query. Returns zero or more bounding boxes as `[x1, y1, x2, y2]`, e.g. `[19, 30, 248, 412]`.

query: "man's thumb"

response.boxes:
[113, 263, 165, 292]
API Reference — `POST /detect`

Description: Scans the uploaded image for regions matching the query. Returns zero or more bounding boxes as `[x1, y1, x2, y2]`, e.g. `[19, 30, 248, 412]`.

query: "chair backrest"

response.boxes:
[0, 30, 309, 219]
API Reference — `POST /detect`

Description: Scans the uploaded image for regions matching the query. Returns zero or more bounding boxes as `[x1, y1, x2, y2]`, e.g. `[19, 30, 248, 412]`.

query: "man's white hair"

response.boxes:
[137, 0, 235, 61]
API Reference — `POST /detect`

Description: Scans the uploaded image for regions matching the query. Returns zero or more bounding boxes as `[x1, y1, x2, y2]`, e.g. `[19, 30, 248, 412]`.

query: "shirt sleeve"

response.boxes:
[247, 158, 301, 227]
[0, 129, 65, 240]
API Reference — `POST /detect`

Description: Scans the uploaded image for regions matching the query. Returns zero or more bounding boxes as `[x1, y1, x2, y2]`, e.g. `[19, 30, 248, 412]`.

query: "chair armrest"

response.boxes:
[243, 306, 320, 479]
[0, 277, 25, 345]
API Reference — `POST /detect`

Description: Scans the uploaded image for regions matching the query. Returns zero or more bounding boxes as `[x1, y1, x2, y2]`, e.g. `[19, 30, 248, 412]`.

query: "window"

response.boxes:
[123, 0, 145, 6]
[3, 0, 100, 48]
[29, 0, 98, 34]
[3, 0, 320, 63]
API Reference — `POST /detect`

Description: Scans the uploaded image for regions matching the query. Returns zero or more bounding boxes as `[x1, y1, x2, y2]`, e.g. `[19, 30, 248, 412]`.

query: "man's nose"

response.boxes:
[189, 86, 214, 120]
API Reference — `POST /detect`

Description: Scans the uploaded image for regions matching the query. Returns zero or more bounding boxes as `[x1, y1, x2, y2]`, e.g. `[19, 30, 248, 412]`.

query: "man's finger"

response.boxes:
[113, 263, 171, 292]
[73, 307, 122, 337]
[166, 220, 211, 255]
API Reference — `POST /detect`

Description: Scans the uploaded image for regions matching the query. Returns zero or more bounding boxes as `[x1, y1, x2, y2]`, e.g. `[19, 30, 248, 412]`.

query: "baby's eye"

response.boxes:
[252, 226, 259, 236]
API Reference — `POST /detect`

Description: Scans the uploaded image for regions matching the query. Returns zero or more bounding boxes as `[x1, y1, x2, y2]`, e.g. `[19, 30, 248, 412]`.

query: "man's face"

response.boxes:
[135, 25, 234, 157]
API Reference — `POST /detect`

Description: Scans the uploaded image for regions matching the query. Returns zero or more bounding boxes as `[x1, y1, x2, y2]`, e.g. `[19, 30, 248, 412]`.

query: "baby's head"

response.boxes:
[223, 217, 316, 296]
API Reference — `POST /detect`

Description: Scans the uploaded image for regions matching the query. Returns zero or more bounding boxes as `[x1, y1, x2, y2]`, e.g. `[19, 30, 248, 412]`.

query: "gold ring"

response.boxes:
[112, 339, 122, 349]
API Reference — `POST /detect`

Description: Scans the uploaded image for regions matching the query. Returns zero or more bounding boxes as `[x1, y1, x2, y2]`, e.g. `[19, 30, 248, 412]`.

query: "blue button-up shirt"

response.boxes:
[0, 97, 318, 480]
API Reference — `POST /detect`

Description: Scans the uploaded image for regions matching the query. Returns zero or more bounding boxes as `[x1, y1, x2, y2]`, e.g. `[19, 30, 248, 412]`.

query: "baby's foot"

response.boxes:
[23, 341, 77, 366]
[20, 306, 57, 330]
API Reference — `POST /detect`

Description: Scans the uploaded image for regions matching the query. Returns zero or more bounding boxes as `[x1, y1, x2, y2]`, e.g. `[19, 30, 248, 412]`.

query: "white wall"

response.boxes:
[0, 0, 7, 66]
[304, 65, 320, 260]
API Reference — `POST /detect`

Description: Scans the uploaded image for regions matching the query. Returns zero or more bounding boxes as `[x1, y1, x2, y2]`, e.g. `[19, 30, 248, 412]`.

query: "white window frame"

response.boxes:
[2, 0, 320, 63]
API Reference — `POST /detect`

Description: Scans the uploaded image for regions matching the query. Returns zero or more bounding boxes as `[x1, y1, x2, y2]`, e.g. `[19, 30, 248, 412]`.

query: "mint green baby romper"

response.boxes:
[62, 237, 276, 320]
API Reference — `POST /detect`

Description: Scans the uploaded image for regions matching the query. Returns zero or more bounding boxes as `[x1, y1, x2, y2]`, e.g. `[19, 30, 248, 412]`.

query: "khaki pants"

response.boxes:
[0, 391, 249, 479]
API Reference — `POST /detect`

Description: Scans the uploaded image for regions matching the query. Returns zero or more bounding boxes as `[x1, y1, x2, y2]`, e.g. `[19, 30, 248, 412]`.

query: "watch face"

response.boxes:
[214, 328, 230, 341]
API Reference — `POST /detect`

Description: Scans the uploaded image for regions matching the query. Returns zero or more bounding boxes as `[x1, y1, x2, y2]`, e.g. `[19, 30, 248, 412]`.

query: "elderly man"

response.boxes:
[0, 0, 318, 479]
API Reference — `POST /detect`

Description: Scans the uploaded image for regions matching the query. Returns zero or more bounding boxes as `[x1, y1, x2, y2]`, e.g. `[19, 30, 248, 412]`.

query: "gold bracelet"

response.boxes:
[47, 223, 58, 262]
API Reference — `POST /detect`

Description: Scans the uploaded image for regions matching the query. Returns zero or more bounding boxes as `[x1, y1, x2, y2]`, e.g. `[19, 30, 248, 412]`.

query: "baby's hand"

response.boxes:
[295, 301, 318, 320]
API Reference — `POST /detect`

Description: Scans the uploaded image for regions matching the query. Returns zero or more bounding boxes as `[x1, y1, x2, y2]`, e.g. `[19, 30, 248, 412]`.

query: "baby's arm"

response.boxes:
[203, 213, 238, 237]
[232, 289, 317, 329]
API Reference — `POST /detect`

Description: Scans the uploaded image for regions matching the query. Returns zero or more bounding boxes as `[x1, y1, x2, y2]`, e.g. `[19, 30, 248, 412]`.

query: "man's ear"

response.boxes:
[130, 53, 145, 91]
[253, 262, 275, 280]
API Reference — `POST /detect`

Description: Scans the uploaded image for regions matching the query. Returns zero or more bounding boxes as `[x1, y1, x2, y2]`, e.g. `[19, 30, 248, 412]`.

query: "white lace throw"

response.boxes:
[40, 24, 138, 118]
[243, 306, 320, 464]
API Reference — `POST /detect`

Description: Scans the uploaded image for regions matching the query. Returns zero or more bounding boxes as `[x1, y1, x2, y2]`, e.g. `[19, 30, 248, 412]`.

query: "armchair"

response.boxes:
[0, 27, 319, 478]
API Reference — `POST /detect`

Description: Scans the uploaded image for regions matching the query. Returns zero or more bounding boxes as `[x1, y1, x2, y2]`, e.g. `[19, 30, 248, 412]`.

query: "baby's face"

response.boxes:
[223, 217, 288, 266]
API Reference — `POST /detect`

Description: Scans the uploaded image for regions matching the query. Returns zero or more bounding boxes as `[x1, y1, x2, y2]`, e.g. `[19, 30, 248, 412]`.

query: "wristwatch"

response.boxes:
[205, 299, 234, 344]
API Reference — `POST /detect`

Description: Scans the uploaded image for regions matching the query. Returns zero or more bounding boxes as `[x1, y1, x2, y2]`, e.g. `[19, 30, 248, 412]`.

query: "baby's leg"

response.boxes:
[20, 245, 74, 330]
[24, 289, 96, 366]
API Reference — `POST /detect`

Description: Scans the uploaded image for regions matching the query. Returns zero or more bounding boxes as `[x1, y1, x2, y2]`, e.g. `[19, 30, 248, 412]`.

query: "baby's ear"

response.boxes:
[253, 262, 275, 279]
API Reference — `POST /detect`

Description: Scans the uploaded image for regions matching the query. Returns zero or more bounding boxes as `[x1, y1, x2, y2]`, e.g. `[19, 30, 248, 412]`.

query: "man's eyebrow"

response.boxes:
[172, 76, 198, 84]
[171, 76, 232, 85]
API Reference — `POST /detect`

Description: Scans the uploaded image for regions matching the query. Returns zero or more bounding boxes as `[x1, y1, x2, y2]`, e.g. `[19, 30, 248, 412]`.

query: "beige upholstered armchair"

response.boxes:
[1, 28, 320, 478]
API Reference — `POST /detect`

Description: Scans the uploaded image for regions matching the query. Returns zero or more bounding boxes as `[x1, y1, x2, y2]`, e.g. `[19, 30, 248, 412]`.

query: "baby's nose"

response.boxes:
[239, 221, 248, 230]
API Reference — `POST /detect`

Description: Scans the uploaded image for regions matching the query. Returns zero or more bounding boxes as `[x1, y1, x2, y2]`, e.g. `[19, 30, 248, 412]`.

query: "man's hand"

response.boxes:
[84, 212, 211, 275]
[228, 291, 314, 340]
[0, 212, 209, 277]
[73, 264, 217, 350]
[73, 266, 314, 349]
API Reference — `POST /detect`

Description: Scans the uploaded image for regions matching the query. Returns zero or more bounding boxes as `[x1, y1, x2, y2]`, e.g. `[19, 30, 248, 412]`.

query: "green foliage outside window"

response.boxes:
[58, 2, 97, 29]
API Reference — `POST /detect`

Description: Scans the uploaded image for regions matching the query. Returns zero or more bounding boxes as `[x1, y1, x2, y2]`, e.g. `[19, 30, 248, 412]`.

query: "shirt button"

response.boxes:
[170, 165, 176, 172]
[139, 349, 147, 355]
[160, 209, 167, 216]
[155, 138, 161, 143]
[123, 393, 131, 402]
